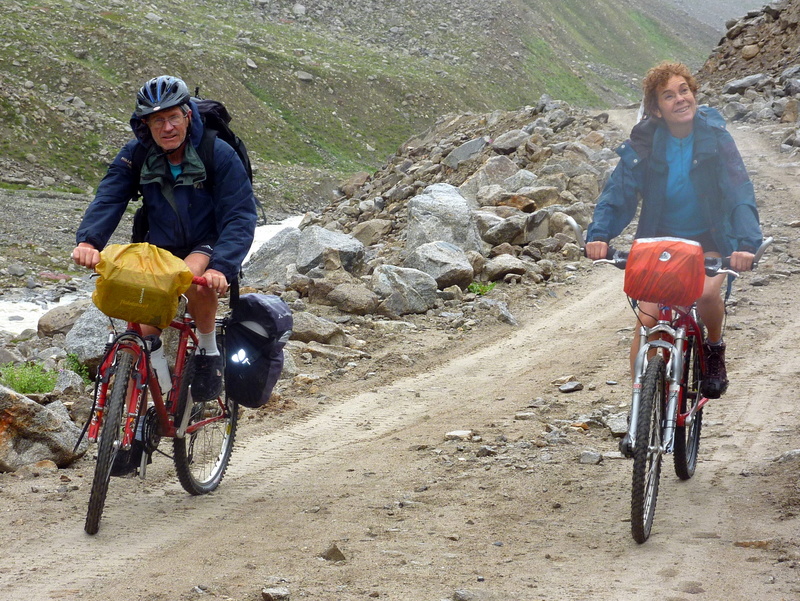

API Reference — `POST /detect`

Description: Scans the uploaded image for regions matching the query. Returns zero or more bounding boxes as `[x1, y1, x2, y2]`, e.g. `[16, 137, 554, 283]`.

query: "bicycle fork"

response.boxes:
[620, 324, 686, 457]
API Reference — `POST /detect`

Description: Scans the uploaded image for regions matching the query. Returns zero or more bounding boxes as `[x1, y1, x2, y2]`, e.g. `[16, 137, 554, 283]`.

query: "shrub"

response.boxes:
[467, 281, 496, 296]
[0, 362, 58, 395]
[65, 353, 92, 385]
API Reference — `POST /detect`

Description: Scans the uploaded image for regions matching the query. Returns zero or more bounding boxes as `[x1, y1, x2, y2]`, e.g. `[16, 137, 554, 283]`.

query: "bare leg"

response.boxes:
[695, 272, 726, 343]
[182, 252, 218, 334]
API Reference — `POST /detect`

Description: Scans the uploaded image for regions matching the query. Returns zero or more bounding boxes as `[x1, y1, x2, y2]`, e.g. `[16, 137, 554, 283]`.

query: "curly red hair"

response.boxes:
[642, 61, 698, 118]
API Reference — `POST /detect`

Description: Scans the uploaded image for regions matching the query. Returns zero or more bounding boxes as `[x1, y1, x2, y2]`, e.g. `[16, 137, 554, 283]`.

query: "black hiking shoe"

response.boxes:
[702, 341, 729, 399]
[192, 350, 223, 401]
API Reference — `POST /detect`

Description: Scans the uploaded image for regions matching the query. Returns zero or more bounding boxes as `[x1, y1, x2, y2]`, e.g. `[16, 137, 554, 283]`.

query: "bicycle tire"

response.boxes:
[85, 350, 134, 535]
[674, 334, 703, 480]
[173, 355, 238, 495]
[631, 355, 665, 544]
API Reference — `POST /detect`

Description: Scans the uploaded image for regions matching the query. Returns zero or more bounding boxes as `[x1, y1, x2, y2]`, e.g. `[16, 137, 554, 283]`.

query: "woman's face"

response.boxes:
[654, 75, 697, 137]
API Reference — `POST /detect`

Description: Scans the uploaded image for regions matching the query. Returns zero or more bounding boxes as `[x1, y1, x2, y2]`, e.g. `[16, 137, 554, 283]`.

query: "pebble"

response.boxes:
[558, 381, 584, 393]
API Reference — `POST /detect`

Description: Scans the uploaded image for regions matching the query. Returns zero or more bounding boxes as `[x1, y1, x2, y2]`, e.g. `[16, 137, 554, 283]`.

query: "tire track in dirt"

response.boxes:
[0, 271, 631, 600]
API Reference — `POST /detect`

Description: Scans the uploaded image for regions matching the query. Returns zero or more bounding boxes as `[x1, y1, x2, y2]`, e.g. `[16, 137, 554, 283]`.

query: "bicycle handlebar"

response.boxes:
[596, 237, 773, 277]
[192, 276, 208, 287]
[563, 215, 773, 277]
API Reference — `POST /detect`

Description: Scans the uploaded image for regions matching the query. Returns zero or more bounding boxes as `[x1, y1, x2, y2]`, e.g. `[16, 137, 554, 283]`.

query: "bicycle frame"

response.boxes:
[86, 310, 201, 454]
[625, 304, 709, 456]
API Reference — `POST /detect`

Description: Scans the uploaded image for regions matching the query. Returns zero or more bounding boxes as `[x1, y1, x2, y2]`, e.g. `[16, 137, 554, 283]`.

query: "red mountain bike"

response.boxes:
[80, 275, 238, 535]
[568, 218, 772, 542]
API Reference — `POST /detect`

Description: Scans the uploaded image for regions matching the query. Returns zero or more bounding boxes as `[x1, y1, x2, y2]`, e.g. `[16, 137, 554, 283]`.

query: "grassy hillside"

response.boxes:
[0, 0, 718, 209]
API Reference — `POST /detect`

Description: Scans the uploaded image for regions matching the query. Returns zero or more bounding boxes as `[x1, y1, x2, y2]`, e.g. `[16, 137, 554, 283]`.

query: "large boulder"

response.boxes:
[403, 241, 474, 289]
[406, 184, 482, 253]
[0, 385, 88, 471]
[483, 254, 528, 281]
[442, 136, 489, 169]
[458, 155, 519, 202]
[296, 226, 365, 275]
[37, 298, 93, 338]
[291, 311, 347, 345]
[491, 129, 531, 154]
[64, 304, 125, 373]
[722, 73, 770, 94]
[349, 219, 393, 246]
[482, 214, 527, 246]
[327, 283, 380, 315]
[244, 226, 301, 286]
[371, 265, 439, 316]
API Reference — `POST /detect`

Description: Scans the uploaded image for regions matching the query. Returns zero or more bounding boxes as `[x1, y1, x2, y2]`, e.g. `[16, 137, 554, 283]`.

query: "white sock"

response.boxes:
[197, 330, 219, 356]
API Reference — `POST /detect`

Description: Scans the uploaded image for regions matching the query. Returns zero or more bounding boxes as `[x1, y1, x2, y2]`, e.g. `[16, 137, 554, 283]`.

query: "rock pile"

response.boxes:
[697, 68, 800, 154]
[245, 95, 623, 318]
[698, 0, 800, 86]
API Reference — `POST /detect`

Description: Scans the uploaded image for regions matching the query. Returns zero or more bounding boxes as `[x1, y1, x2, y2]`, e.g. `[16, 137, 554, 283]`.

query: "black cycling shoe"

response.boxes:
[192, 350, 223, 401]
[701, 341, 729, 399]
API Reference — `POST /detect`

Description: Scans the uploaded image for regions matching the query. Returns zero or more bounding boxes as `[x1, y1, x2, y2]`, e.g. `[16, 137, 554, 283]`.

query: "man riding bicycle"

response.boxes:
[584, 62, 763, 397]
[72, 75, 257, 403]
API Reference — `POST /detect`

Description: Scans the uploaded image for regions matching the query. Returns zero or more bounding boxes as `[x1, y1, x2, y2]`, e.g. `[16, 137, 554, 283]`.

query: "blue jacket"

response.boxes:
[76, 100, 257, 281]
[586, 106, 762, 256]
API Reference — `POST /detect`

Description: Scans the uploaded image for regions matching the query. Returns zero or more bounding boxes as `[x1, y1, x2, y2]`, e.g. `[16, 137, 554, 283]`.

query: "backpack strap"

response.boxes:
[130, 142, 149, 199]
[197, 128, 218, 194]
[129, 142, 149, 243]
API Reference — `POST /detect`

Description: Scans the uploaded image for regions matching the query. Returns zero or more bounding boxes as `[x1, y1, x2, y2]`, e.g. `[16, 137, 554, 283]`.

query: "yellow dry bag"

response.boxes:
[92, 243, 194, 328]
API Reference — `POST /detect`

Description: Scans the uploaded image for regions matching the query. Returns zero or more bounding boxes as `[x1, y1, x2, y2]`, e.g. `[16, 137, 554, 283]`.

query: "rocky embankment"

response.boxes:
[698, 0, 800, 87]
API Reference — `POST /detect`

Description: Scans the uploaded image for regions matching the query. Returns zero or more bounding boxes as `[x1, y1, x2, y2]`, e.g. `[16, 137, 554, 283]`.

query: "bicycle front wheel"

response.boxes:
[85, 350, 133, 535]
[173, 356, 238, 495]
[674, 334, 703, 480]
[631, 355, 666, 544]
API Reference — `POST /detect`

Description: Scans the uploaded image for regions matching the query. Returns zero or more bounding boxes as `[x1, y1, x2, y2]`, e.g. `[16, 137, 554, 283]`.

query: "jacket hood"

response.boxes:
[129, 99, 204, 148]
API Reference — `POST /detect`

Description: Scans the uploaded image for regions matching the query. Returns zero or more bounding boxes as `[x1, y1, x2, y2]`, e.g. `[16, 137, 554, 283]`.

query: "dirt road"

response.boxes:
[1, 116, 798, 601]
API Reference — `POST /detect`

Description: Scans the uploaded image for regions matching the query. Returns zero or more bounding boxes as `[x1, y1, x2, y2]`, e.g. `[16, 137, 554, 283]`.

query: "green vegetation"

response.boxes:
[65, 354, 92, 386]
[468, 282, 497, 296]
[522, 37, 603, 106]
[0, 0, 717, 205]
[0, 362, 57, 395]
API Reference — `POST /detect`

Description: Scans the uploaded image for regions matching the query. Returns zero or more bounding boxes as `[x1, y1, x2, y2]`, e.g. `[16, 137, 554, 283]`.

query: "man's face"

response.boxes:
[145, 106, 190, 152]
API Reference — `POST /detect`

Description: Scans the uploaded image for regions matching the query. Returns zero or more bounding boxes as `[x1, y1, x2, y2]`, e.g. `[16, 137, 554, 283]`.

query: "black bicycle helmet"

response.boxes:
[135, 75, 190, 117]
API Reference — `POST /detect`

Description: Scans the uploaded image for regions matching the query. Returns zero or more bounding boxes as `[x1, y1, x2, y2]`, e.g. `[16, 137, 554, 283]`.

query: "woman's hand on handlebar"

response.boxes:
[585, 241, 609, 261]
[729, 251, 755, 272]
[72, 243, 100, 269]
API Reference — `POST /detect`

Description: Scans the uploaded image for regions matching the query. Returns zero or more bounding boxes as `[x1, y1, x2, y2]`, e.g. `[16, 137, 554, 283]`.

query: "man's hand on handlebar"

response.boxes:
[72, 242, 100, 269]
[199, 268, 229, 295]
[585, 241, 609, 261]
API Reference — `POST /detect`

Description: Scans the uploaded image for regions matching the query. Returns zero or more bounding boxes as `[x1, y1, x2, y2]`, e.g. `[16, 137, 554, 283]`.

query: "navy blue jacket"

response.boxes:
[587, 106, 762, 256]
[76, 101, 257, 281]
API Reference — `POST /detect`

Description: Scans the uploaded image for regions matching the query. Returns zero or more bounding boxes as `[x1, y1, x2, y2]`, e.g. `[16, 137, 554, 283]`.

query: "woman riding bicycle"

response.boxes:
[584, 61, 763, 398]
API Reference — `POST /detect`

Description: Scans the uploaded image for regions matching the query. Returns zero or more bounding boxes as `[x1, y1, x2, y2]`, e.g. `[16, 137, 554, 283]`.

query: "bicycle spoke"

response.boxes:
[173, 354, 238, 495]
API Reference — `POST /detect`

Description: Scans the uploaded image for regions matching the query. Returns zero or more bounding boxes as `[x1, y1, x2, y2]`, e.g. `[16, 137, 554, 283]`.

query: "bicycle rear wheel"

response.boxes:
[173, 355, 238, 495]
[674, 334, 703, 480]
[85, 350, 133, 535]
[631, 355, 666, 544]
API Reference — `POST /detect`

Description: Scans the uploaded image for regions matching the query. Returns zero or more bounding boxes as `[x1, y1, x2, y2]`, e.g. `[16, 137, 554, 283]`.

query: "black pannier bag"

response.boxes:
[224, 294, 293, 408]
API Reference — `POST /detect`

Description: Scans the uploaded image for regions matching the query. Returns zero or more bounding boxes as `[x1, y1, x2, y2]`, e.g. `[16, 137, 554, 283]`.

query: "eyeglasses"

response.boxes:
[148, 114, 186, 129]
